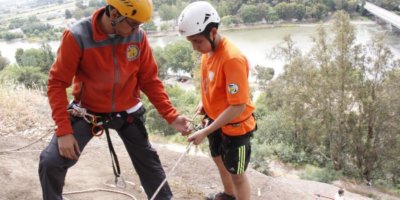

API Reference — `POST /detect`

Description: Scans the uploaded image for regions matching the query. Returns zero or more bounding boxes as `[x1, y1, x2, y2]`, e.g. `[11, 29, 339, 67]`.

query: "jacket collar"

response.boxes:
[92, 7, 109, 42]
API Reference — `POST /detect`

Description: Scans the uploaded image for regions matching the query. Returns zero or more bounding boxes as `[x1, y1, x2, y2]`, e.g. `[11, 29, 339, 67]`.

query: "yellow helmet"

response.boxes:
[106, 0, 153, 23]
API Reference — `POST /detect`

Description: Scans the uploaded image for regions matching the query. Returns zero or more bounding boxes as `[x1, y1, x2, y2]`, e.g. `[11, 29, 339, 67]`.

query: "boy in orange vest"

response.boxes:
[178, 2, 257, 200]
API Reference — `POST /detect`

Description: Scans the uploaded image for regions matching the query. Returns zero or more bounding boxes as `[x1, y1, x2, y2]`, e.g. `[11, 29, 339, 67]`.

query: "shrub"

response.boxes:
[300, 164, 342, 183]
[0, 65, 48, 89]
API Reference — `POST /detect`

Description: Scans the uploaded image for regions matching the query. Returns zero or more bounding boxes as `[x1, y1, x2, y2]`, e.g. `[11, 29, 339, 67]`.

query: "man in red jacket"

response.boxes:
[38, 0, 190, 199]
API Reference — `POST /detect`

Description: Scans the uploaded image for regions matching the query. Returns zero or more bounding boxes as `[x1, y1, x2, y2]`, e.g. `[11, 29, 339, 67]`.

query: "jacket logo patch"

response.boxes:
[127, 45, 139, 61]
[228, 83, 239, 94]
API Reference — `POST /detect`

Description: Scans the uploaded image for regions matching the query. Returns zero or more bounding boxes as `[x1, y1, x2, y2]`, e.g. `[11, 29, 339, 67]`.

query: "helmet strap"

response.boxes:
[108, 5, 126, 28]
[201, 24, 219, 51]
[207, 36, 216, 51]
[202, 31, 216, 51]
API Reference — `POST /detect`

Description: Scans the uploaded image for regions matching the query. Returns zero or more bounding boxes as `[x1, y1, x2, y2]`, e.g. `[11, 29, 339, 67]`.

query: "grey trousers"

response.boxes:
[38, 115, 172, 200]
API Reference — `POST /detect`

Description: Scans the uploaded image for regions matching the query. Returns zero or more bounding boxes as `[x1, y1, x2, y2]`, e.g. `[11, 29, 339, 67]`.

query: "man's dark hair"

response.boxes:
[105, 5, 115, 17]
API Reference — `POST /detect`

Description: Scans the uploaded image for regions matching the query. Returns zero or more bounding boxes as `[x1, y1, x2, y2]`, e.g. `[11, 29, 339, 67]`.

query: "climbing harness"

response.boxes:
[69, 104, 200, 198]
[68, 104, 104, 136]
[68, 103, 130, 188]
[102, 118, 126, 188]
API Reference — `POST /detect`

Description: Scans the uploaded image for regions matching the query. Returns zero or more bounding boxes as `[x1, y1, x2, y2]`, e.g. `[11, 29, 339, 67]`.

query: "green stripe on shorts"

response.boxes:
[237, 145, 246, 174]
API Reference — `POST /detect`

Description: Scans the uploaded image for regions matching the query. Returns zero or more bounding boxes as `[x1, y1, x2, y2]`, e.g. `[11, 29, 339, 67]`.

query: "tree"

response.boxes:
[89, 0, 105, 7]
[65, 9, 72, 19]
[294, 3, 307, 20]
[142, 21, 157, 32]
[144, 85, 198, 136]
[270, 35, 301, 63]
[239, 4, 263, 23]
[0, 65, 48, 88]
[15, 49, 24, 66]
[38, 43, 55, 73]
[255, 65, 274, 87]
[221, 15, 241, 26]
[153, 47, 168, 80]
[308, 3, 328, 20]
[0, 51, 9, 71]
[163, 40, 198, 76]
[259, 11, 400, 185]
[14, 44, 54, 73]
[275, 2, 291, 20]
[0, 32, 23, 41]
[158, 4, 179, 21]
[265, 7, 279, 23]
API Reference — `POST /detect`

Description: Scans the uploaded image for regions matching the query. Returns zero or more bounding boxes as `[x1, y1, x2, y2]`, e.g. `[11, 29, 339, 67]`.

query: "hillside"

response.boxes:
[0, 84, 396, 200]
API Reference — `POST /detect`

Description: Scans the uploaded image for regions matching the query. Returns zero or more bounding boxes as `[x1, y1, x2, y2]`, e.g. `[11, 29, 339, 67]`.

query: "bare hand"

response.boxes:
[196, 102, 205, 115]
[171, 115, 192, 136]
[188, 129, 208, 145]
[58, 134, 80, 160]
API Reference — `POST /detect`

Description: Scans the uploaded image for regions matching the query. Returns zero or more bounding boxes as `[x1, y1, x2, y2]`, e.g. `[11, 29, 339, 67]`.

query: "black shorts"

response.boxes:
[207, 129, 253, 174]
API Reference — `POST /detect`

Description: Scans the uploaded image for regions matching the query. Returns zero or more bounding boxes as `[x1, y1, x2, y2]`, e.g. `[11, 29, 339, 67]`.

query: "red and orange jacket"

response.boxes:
[48, 8, 178, 137]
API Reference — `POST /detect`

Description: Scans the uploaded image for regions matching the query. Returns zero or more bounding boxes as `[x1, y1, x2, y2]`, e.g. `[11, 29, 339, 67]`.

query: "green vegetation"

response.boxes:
[252, 11, 400, 192]
[143, 84, 200, 137]
[0, 16, 63, 41]
[300, 164, 342, 183]
[0, 51, 9, 71]
[154, 40, 200, 77]
[153, 0, 364, 24]
[0, 44, 54, 88]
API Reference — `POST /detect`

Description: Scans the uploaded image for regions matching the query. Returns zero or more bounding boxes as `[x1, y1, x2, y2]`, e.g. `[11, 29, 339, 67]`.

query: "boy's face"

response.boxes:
[186, 34, 212, 54]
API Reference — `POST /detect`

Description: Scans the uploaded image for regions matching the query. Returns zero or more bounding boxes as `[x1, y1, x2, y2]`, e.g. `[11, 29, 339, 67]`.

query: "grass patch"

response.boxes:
[299, 164, 342, 183]
[0, 82, 52, 137]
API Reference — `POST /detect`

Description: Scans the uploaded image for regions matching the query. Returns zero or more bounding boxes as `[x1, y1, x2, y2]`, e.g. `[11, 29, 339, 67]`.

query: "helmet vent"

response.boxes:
[120, 0, 134, 7]
[203, 13, 210, 23]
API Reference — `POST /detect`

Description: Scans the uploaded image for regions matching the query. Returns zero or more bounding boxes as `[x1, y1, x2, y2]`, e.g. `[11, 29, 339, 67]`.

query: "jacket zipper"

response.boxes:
[111, 39, 119, 113]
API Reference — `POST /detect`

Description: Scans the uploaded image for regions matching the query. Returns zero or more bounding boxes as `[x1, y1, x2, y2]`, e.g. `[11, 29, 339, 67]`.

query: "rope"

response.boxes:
[150, 142, 193, 200]
[314, 193, 335, 199]
[63, 188, 137, 200]
[0, 131, 51, 154]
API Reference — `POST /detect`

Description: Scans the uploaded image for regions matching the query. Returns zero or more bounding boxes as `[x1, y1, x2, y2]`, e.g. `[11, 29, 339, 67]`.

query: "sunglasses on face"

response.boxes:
[113, 15, 142, 31]
[124, 18, 142, 30]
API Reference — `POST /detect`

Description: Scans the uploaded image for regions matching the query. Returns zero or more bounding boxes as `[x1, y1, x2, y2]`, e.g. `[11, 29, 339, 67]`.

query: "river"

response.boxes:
[0, 21, 399, 77]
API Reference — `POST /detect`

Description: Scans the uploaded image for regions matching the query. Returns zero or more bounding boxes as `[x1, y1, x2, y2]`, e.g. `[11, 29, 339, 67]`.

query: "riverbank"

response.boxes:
[147, 16, 376, 38]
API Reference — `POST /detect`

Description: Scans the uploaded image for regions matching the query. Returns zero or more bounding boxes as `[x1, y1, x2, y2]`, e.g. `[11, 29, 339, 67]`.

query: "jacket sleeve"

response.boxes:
[137, 31, 179, 124]
[47, 30, 82, 136]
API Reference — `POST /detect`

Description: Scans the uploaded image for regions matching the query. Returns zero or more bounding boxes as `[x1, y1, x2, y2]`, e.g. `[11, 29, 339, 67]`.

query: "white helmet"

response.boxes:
[178, 1, 220, 37]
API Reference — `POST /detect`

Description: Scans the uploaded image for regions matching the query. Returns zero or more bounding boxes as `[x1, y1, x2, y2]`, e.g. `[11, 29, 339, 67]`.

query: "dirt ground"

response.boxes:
[1, 130, 392, 200]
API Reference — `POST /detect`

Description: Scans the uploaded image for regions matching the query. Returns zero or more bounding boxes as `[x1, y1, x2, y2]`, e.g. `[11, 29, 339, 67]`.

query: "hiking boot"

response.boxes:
[205, 192, 236, 200]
